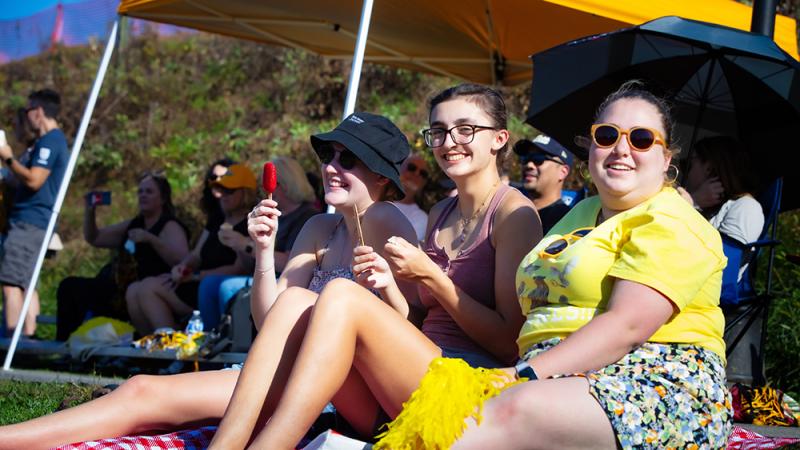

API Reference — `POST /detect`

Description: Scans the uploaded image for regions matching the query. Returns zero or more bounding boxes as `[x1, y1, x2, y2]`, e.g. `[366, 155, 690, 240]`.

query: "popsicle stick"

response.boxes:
[354, 203, 365, 247]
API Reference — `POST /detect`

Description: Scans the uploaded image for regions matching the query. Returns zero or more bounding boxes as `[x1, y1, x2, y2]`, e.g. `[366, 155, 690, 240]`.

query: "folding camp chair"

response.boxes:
[722, 178, 782, 386]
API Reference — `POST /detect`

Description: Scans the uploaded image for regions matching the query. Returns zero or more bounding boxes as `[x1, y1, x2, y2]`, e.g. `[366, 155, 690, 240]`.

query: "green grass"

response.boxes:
[0, 380, 96, 425]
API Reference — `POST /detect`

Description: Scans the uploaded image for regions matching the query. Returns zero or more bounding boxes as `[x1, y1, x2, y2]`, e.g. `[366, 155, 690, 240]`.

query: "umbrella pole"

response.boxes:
[751, 0, 778, 38]
[684, 57, 718, 167]
[2, 19, 119, 371]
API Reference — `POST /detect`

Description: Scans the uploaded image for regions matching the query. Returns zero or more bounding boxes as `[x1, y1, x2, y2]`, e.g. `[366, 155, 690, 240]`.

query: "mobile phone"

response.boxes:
[0, 130, 6, 147]
[86, 191, 112, 206]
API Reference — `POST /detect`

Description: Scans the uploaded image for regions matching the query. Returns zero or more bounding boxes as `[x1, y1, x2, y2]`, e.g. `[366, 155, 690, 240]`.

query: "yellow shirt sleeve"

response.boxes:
[608, 206, 725, 310]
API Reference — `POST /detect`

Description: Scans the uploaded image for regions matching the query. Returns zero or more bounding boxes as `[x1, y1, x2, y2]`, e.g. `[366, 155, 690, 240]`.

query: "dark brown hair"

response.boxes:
[693, 136, 758, 199]
[138, 170, 175, 217]
[429, 83, 509, 162]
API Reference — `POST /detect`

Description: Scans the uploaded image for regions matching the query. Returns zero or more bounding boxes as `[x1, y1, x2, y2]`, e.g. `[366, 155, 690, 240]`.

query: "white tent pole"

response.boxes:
[342, 0, 374, 119]
[3, 19, 119, 371]
[327, 0, 374, 214]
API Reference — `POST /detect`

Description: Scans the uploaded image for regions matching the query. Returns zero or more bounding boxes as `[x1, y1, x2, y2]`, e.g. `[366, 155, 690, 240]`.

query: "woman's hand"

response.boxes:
[383, 236, 439, 282]
[170, 263, 192, 286]
[689, 177, 724, 209]
[352, 245, 395, 290]
[127, 228, 154, 244]
[218, 228, 249, 251]
[248, 199, 281, 251]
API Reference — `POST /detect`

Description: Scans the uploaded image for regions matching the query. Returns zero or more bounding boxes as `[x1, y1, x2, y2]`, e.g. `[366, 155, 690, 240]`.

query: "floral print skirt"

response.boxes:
[522, 338, 733, 449]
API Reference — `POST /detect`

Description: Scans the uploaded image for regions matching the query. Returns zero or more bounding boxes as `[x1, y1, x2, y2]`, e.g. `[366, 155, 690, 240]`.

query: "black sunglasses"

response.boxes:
[519, 153, 563, 166]
[406, 162, 429, 178]
[316, 146, 359, 170]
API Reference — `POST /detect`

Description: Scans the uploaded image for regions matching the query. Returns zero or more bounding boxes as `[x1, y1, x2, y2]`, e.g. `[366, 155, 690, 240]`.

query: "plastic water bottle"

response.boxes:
[185, 310, 204, 335]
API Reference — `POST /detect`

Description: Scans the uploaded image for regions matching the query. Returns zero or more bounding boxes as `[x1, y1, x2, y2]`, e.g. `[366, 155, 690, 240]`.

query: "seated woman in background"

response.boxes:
[125, 163, 257, 335]
[367, 81, 732, 450]
[678, 135, 764, 251]
[199, 156, 319, 330]
[209, 84, 540, 449]
[0, 113, 417, 450]
[56, 171, 190, 341]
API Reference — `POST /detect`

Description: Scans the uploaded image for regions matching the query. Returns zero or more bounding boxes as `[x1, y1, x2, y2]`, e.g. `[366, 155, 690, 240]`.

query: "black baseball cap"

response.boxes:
[513, 134, 574, 167]
[311, 112, 409, 196]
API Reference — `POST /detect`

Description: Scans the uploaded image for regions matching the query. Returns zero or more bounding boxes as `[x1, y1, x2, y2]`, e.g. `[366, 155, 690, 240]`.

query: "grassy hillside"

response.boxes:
[0, 31, 798, 398]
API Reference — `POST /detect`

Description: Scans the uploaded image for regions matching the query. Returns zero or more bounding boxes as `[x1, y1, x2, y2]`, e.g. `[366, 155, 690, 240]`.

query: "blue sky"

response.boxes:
[0, 0, 90, 20]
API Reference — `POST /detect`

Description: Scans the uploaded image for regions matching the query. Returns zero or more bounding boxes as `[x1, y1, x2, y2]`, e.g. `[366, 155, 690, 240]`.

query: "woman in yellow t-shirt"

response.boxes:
[458, 81, 731, 449]
[382, 81, 732, 450]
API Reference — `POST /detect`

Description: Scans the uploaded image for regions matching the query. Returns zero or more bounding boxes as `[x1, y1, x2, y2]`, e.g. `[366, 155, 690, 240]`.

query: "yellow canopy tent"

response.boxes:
[118, 0, 799, 86]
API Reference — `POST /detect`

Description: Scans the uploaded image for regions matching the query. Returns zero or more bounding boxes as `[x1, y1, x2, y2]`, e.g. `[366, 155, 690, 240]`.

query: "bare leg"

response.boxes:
[3, 285, 34, 336]
[452, 377, 617, 450]
[0, 370, 240, 450]
[133, 277, 192, 333]
[209, 287, 318, 449]
[125, 281, 149, 335]
[251, 278, 441, 450]
[23, 290, 39, 335]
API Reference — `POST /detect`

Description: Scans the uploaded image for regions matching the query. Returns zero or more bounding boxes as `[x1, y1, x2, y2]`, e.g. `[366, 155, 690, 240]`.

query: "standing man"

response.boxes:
[394, 153, 429, 242]
[513, 134, 573, 233]
[0, 89, 68, 337]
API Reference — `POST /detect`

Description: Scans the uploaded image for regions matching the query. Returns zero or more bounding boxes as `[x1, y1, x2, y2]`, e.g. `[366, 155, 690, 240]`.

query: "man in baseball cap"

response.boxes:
[513, 134, 573, 233]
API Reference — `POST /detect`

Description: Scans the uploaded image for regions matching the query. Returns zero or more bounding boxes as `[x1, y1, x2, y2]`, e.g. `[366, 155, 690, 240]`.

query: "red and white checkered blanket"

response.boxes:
[54, 424, 800, 450]
[55, 426, 216, 450]
[726, 426, 800, 450]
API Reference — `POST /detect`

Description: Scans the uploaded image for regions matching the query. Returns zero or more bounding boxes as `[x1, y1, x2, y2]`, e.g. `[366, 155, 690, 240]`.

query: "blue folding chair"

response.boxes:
[721, 178, 782, 385]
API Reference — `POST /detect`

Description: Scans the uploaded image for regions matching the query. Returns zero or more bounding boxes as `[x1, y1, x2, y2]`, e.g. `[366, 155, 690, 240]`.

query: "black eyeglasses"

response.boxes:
[316, 146, 359, 170]
[405, 162, 429, 178]
[519, 153, 563, 166]
[421, 124, 496, 148]
[539, 227, 593, 258]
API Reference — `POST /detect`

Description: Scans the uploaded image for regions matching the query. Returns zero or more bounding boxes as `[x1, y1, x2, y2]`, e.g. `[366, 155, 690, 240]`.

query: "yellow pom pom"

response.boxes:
[373, 357, 523, 450]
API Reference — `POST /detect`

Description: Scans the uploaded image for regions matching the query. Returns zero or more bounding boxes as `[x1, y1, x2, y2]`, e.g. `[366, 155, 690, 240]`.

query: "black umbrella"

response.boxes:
[526, 16, 800, 210]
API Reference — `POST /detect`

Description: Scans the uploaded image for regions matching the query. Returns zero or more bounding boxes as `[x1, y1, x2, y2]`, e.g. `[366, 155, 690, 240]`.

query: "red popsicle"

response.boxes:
[262, 162, 277, 199]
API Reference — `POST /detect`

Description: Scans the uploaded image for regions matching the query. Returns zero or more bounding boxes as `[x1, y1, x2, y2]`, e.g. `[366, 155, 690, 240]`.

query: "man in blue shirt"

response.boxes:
[0, 89, 68, 337]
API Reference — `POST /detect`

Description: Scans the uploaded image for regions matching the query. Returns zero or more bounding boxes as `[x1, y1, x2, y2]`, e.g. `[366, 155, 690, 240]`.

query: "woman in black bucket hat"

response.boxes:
[211, 85, 541, 449]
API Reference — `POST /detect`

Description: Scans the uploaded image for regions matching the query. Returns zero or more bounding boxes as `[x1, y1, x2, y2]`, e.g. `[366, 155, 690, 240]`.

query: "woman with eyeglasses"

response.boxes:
[208, 84, 540, 449]
[0, 114, 418, 450]
[125, 163, 258, 336]
[384, 80, 730, 449]
[55, 171, 190, 341]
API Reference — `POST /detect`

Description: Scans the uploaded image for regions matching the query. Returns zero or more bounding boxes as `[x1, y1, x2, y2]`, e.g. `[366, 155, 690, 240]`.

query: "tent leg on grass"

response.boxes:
[2, 18, 120, 371]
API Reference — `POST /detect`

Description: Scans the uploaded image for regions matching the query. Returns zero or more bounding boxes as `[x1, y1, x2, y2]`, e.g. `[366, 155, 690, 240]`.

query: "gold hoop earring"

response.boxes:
[577, 162, 591, 182]
[665, 164, 679, 184]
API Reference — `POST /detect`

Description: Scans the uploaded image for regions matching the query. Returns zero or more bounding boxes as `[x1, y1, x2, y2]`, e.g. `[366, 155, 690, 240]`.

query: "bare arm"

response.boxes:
[417, 192, 540, 363]
[1, 154, 50, 191]
[248, 200, 321, 327]
[84, 204, 130, 249]
[352, 202, 420, 319]
[525, 279, 676, 378]
[132, 220, 190, 266]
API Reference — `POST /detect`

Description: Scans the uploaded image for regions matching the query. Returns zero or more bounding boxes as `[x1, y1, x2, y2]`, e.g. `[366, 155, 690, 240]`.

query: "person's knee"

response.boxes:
[125, 282, 141, 301]
[316, 278, 366, 311]
[116, 374, 160, 402]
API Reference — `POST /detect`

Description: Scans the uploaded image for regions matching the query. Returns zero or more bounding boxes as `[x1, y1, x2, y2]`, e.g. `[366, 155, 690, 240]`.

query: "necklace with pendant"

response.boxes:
[454, 181, 500, 249]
